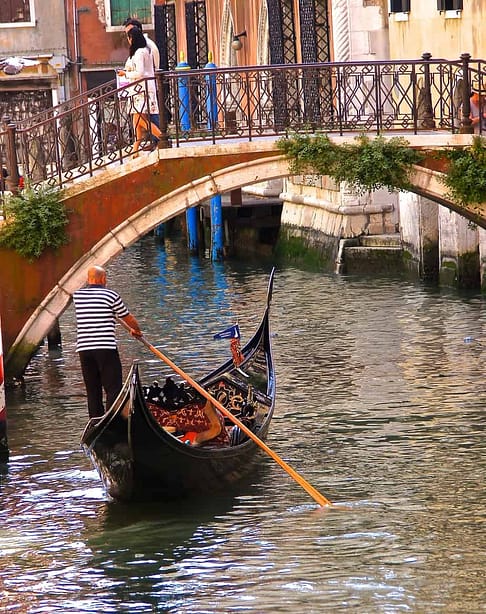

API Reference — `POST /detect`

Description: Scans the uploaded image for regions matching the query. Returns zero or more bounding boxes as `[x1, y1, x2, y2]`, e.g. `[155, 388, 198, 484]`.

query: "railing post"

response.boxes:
[421, 52, 436, 129]
[459, 52, 474, 134]
[155, 69, 170, 149]
[3, 117, 20, 194]
[81, 104, 93, 177]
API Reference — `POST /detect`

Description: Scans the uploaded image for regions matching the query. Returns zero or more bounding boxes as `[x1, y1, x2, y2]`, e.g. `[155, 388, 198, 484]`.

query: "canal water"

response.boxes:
[1, 236, 486, 613]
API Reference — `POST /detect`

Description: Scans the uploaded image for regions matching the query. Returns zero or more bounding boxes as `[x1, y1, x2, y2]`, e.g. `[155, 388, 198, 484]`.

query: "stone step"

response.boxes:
[358, 233, 402, 248]
[343, 245, 404, 274]
[335, 234, 404, 275]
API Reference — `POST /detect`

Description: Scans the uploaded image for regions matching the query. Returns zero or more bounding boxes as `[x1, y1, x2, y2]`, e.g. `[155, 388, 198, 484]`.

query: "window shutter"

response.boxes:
[390, 0, 410, 11]
[130, 0, 151, 24]
[110, 0, 150, 27]
[266, 0, 285, 65]
[110, 0, 130, 27]
[0, 0, 31, 23]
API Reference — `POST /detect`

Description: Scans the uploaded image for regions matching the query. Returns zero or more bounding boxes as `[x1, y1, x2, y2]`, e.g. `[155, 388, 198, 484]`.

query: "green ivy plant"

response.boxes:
[277, 133, 424, 195]
[0, 185, 69, 261]
[441, 136, 486, 206]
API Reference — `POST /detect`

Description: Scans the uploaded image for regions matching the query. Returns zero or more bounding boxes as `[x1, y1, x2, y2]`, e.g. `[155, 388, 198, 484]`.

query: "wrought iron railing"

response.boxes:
[1, 53, 485, 191]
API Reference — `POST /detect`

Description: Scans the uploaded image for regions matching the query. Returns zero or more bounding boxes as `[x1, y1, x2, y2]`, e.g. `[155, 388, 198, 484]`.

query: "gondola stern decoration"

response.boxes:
[213, 323, 244, 367]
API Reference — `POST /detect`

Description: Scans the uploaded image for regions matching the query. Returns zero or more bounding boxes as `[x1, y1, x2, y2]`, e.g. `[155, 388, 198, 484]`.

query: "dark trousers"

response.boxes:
[78, 349, 123, 418]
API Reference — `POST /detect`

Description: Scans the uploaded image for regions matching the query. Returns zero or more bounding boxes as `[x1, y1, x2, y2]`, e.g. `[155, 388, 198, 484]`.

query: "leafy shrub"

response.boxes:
[442, 136, 486, 206]
[0, 185, 69, 260]
[277, 133, 424, 194]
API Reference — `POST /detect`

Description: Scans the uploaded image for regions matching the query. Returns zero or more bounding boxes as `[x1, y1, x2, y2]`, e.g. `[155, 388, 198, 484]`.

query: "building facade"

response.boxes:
[0, 0, 68, 120]
[2, 1, 484, 129]
[388, 0, 483, 61]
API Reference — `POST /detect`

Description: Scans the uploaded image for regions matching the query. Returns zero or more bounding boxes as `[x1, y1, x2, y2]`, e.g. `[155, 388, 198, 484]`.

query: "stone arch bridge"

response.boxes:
[2, 53, 485, 377]
[0, 134, 480, 378]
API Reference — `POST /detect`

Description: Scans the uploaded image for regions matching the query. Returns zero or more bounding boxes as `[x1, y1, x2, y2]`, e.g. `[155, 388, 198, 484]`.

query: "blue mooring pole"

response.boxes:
[0, 315, 8, 462]
[154, 223, 165, 242]
[186, 207, 199, 255]
[205, 52, 218, 132]
[177, 50, 196, 250]
[176, 52, 191, 132]
[210, 194, 224, 261]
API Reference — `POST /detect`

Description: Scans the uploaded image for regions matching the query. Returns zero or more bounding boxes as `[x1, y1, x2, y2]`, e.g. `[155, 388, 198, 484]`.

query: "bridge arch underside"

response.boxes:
[4, 157, 482, 378]
[4, 155, 289, 377]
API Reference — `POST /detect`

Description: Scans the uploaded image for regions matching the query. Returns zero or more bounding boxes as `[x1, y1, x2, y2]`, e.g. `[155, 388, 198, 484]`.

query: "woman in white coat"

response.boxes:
[118, 26, 162, 157]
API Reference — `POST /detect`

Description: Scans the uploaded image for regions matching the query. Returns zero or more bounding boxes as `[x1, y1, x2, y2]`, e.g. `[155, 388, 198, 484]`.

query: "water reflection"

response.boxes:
[2, 237, 486, 612]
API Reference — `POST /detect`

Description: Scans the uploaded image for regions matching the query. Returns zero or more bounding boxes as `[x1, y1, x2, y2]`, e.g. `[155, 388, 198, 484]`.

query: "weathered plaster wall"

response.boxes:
[331, 0, 389, 61]
[388, 1, 484, 60]
[0, 0, 67, 57]
[280, 175, 398, 242]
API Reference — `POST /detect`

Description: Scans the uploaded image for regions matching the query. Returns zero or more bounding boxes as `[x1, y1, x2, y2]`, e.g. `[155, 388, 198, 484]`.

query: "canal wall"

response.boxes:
[277, 178, 486, 290]
[400, 194, 486, 290]
[276, 175, 399, 271]
[399, 192, 439, 281]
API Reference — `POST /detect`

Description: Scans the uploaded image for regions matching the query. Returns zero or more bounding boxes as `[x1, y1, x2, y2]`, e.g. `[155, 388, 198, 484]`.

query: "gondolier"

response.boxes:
[81, 268, 277, 502]
[73, 265, 142, 418]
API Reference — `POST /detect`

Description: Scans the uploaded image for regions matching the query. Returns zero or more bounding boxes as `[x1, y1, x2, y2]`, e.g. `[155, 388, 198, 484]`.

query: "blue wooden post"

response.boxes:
[205, 52, 218, 132]
[0, 315, 8, 462]
[176, 52, 191, 132]
[186, 206, 199, 255]
[154, 223, 165, 242]
[210, 194, 224, 261]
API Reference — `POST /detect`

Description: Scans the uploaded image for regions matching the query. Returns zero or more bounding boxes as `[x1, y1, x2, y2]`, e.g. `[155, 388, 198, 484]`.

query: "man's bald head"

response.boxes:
[87, 266, 107, 285]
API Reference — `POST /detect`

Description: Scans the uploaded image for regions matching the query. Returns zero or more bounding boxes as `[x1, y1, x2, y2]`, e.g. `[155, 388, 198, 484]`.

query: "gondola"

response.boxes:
[81, 268, 276, 502]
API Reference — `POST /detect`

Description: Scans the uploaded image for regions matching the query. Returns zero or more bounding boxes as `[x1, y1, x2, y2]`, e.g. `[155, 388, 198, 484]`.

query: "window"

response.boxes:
[0, 0, 32, 24]
[437, 0, 463, 10]
[105, 0, 151, 28]
[389, 0, 411, 12]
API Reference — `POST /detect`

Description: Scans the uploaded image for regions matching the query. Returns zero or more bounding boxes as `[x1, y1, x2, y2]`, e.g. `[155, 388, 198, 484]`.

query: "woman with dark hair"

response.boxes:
[118, 26, 162, 156]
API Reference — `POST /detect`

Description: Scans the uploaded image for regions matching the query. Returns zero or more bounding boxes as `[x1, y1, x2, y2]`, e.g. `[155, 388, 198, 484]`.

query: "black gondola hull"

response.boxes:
[81, 269, 276, 502]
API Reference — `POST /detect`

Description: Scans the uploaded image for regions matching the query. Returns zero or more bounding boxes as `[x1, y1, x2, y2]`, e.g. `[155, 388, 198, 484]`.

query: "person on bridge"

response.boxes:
[468, 83, 486, 134]
[118, 26, 162, 157]
[73, 265, 142, 418]
[123, 17, 160, 133]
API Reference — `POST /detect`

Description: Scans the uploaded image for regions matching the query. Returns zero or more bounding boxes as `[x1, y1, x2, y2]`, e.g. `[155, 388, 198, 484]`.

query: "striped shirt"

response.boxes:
[73, 284, 130, 352]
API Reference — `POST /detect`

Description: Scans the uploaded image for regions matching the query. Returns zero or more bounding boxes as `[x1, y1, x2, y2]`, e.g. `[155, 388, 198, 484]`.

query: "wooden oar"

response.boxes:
[119, 321, 332, 507]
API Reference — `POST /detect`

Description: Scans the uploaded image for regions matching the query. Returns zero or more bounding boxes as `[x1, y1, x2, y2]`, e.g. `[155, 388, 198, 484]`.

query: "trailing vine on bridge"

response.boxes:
[441, 136, 486, 207]
[277, 133, 424, 195]
[0, 185, 69, 261]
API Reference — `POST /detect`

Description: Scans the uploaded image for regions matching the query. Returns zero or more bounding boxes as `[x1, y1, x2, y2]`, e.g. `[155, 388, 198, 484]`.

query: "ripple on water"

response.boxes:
[2, 244, 486, 612]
